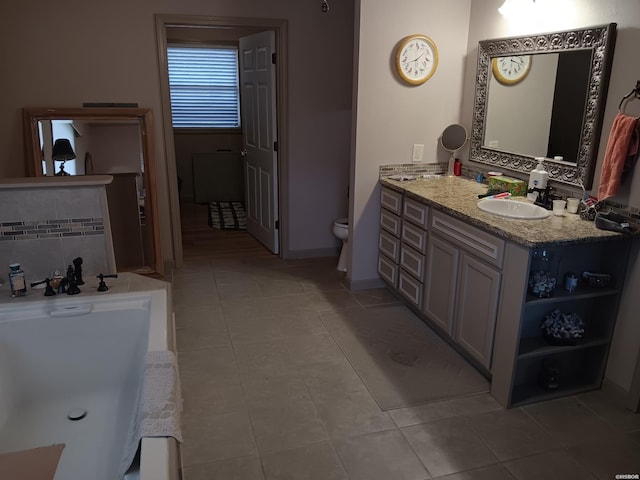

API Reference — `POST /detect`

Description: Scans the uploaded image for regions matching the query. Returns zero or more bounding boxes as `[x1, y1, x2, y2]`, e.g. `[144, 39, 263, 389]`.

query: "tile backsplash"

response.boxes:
[1, 217, 104, 240]
[0, 182, 115, 290]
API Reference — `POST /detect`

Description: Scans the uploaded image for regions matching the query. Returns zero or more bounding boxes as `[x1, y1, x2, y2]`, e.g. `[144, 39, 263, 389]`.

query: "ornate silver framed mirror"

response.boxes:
[470, 23, 617, 189]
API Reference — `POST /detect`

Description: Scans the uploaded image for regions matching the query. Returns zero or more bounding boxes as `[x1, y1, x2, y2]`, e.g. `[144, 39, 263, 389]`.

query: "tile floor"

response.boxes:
[170, 255, 640, 480]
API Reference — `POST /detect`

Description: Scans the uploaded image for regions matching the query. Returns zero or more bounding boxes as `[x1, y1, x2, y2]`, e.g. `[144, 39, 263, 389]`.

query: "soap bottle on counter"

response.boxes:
[527, 158, 548, 202]
[9, 263, 27, 297]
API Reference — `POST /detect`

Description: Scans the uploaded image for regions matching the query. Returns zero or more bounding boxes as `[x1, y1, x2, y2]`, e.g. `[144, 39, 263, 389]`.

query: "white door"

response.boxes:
[239, 31, 279, 254]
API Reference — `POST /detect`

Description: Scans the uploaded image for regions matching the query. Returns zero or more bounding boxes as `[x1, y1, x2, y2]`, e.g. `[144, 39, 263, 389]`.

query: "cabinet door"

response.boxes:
[423, 234, 459, 336]
[454, 252, 502, 370]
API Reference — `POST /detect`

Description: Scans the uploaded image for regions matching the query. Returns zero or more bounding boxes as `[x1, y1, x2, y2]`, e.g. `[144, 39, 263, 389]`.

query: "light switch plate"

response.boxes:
[412, 144, 424, 163]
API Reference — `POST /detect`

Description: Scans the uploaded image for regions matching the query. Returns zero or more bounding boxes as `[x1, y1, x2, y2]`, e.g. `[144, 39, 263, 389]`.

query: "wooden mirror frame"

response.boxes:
[470, 23, 617, 188]
[22, 107, 163, 277]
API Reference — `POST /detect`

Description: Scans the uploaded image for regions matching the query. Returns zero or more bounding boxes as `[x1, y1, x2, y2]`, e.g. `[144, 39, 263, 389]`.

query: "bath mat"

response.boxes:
[208, 201, 247, 230]
[321, 305, 489, 410]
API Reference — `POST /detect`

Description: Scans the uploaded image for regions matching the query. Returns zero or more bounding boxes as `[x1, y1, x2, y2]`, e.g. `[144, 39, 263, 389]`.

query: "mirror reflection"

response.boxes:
[484, 50, 592, 163]
[23, 108, 162, 276]
[470, 23, 617, 188]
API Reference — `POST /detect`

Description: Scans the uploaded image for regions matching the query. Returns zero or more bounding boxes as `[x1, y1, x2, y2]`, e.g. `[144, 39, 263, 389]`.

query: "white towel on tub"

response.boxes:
[139, 350, 183, 440]
[119, 350, 183, 478]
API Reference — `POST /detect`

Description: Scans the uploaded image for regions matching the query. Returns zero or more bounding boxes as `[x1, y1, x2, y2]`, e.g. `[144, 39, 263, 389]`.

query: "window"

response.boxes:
[167, 45, 240, 128]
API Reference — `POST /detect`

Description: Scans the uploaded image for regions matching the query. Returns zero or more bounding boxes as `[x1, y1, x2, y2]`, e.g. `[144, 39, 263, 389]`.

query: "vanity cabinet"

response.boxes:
[379, 177, 633, 408]
[379, 188, 501, 371]
[423, 210, 503, 370]
[492, 238, 631, 407]
[378, 187, 429, 308]
[378, 188, 403, 288]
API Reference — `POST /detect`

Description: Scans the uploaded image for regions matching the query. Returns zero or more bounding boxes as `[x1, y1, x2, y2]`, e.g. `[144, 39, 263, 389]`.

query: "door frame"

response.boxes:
[155, 14, 289, 267]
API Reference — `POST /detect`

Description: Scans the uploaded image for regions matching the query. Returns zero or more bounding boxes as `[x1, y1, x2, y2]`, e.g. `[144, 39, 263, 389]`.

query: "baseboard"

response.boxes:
[346, 276, 386, 291]
[283, 247, 339, 259]
[601, 378, 638, 413]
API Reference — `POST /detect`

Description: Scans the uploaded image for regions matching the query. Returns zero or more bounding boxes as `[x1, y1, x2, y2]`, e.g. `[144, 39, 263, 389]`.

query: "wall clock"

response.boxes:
[395, 34, 438, 86]
[492, 55, 532, 85]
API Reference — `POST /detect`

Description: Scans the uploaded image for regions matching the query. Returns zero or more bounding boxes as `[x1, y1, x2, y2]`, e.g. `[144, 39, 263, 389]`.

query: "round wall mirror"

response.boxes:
[440, 124, 468, 176]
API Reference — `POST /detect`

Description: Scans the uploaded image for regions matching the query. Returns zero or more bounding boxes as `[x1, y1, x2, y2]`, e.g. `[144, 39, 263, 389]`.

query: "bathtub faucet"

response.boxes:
[62, 264, 81, 295]
[30, 278, 56, 296]
[97, 273, 118, 292]
[73, 257, 85, 285]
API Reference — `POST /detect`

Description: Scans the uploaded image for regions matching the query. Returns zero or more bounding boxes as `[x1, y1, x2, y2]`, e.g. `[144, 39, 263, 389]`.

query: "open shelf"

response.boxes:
[518, 334, 609, 359]
[510, 345, 607, 407]
[510, 378, 602, 407]
[525, 285, 619, 305]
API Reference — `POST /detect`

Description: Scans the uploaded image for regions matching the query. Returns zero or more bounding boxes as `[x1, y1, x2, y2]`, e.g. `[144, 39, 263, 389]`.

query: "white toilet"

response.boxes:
[333, 218, 349, 272]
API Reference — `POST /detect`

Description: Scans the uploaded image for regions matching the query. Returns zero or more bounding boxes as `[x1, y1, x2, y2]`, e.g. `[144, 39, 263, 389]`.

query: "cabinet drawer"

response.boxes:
[381, 187, 402, 215]
[431, 210, 505, 268]
[379, 231, 400, 262]
[403, 197, 429, 229]
[380, 209, 401, 237]
[400, 244, 426, 281]
[378, 254, 399, 287]
[398, 269, 423, 308]
[401, 221, 428, 254]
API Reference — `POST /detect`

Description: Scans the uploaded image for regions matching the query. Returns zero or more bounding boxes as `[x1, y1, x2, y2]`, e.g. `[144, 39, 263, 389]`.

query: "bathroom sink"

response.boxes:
[477, 198, 550, 220]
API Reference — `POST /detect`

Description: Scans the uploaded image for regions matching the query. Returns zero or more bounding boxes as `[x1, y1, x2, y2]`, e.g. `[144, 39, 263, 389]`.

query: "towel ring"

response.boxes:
[618, 80, 640, 113]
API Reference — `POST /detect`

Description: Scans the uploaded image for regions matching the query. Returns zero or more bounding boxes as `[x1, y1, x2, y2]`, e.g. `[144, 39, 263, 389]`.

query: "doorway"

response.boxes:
[155, 14, 289, 267]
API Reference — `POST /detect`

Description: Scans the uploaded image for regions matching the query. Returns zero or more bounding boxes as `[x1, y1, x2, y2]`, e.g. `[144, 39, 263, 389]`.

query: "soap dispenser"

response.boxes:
[527, 158, 548, 202]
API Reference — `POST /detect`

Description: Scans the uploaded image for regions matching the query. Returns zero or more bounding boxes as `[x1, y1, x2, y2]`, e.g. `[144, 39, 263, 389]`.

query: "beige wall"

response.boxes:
[348, 0, 473, 287]
[1, 0, 355, 261]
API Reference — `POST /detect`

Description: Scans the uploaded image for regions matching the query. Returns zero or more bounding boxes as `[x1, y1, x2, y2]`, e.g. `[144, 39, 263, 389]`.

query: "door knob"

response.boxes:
[240, 149, 248, 157]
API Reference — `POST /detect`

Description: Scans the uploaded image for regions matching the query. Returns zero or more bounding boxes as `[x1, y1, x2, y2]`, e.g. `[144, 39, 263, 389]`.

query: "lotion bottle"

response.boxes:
[9, 263, 27, 297]
[527, 158, 548, 202]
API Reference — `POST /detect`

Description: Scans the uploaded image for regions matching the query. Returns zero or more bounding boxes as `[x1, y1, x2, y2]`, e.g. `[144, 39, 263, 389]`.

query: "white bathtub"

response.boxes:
[0, 273, 180, 480]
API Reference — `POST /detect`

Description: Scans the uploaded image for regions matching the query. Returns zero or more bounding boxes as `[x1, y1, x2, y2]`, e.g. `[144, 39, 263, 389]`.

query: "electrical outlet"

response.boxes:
[412, 144, 424, 163]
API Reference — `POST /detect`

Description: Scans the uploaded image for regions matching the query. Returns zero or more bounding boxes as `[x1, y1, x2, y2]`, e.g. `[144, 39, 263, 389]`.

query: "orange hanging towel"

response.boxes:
[598, 112, 640, 201]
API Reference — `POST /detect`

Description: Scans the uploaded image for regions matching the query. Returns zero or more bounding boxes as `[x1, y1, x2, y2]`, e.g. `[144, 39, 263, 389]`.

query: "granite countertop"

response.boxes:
[380, 176, 624, 247]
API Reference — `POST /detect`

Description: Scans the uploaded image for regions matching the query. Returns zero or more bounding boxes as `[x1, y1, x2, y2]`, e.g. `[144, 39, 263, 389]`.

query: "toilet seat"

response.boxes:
[334, 218, 348, 227]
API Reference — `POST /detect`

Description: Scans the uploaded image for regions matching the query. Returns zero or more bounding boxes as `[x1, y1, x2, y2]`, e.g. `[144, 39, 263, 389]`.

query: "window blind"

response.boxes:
[167, 45, 240, 128]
